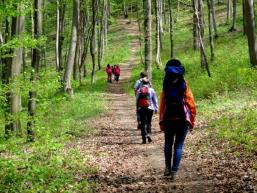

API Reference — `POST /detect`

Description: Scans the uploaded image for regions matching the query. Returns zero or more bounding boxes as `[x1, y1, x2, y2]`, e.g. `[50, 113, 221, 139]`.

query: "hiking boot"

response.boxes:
[142, 137, 146, 144]
[147, 136, 152, 143]
[164, 167, 171, 176]
[170, 171, 177, 181]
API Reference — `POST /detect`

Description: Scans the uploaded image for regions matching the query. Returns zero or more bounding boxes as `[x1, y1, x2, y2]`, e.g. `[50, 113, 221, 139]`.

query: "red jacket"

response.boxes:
[159, 82, 196, 130]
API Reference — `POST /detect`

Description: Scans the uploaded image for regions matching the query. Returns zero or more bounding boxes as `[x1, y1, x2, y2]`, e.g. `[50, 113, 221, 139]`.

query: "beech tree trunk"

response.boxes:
[229, 0, 237, 31]
[245, 0, 257, 66]
[62, 0, 79, 94]
[91, 0, 97, 84]
[192, 0, 199, 50]
[6, 11, 25, 135]
[210, 0, 218, 38]
[143, 0, 152, 81]
[207, 0, 215, 61]
[227, 0, 231, 23]
[155, 0, 161, 68]
[193, 0, 211, 77]
[168, 0, 174, 58]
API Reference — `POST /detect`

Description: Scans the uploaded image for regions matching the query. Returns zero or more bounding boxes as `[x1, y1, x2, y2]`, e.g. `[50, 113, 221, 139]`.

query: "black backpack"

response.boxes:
[164, 80, 186, 119]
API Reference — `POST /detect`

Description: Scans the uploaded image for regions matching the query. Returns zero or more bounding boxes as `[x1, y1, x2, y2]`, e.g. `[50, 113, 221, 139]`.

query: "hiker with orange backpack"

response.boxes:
[106, 64, 112, 83]
[159, 59, 196, 180]
[136, 78, 158, 144]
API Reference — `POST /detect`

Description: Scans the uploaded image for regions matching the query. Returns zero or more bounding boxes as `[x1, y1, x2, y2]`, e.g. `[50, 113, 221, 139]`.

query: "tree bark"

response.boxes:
[226, 0, 231, 23]
[210, 0, 218, 38]
[155, 0, 161, 68]
[193, 0, 211, 77]
[229, 0, 237, 31]
[56, 0, 60, 71]
[62, 0, 79, 93]
[143, 0, 152, 81]
[6, 12, 25, 135]
[207, 0, 215, 61]
[168, 0, 174, 58]
[242, 0, 246, 35]
[245, 0, 257, 66]
[91, 0, 97, 84]
[192, 0, 199, 50]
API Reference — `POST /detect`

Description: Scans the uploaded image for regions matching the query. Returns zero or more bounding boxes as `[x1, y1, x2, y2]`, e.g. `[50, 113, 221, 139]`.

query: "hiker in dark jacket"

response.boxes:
[136, 78, 158, 144]
[159, 59, 196, 180]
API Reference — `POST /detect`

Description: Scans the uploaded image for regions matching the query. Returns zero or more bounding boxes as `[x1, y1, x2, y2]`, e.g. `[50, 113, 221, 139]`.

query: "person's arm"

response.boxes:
[151, 89, 158, 113]
[159, 91, 165, 131]
[134, 80, 140, 96]
[184, 84, 196, 129]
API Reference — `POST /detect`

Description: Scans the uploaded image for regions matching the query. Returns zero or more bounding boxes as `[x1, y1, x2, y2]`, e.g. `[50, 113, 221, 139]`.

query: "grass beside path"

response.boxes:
[0, 20, 134, 193]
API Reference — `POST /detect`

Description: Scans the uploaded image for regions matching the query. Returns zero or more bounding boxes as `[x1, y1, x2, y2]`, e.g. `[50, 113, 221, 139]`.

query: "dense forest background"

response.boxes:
[0, 0, 256, 192]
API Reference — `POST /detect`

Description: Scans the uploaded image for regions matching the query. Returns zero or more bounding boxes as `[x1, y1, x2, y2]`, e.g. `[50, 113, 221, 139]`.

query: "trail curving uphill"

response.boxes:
[75, 19, 214, 193]
[71, 19, 256, 193]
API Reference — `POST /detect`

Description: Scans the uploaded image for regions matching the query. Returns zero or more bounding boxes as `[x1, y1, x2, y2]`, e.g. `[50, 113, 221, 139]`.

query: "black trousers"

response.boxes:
[138, 108, 153, 140]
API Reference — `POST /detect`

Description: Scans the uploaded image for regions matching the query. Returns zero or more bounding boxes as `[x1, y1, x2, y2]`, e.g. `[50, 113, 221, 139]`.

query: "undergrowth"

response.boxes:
[0, 19, 132, 192]
[131, 3, 257, 153]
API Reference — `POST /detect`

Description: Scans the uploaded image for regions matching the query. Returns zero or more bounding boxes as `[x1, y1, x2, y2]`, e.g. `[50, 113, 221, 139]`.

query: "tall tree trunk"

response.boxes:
[143, 0, 152, 80]
[56, 0, 60, 71]
[91, 0, 97, 84]
[27, 0, 43, 141]
[193, 0, 211, 77]
[62, 0, 79, 94]
[155, 0, 161, 68]
[242, 0, 246, 35]
[227, 0, 231, 23]
[192, 0, 199, 50]
[159, 0, 163, 50]
[207, 0, 215, 61]
[245, 0, 257, 66]
[229, 0, 237, 31]
[198, 0, 205, 68]
[98, 0, 104, 71]
[168, 0, 174, 58]
[6, 11, 25, 135]
[210, 0, 218, 38]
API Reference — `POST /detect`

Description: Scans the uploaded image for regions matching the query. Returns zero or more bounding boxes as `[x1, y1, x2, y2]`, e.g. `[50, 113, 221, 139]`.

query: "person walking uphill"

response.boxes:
[106, 64, 112, 83]
[136, 78, 158, 144]
[159, 59, 196, 180]
[134, 72, 148, 129]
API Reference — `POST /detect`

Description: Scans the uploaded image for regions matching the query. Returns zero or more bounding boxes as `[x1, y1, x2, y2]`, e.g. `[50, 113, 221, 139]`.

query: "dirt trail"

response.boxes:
[70, 19, 214, 193]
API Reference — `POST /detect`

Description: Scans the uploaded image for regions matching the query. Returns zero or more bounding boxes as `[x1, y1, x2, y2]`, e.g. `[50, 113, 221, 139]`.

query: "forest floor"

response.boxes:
[68, 19, 256, 193]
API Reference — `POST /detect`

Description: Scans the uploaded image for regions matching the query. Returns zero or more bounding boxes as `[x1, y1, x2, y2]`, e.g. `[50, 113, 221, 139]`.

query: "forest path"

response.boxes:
[75, 19, 214, 192]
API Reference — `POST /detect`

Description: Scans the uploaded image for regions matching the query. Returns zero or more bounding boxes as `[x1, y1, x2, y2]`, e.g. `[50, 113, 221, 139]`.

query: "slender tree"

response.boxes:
[91, 0, 97, 84]
[193, 0, 211, 77]
[62, 0, 79, 94]
[229, 0, 237, 31]
[168, 0, 174, 58]
[245, 0, 257, 66]
[5, 7, 25, 135]
[210, 0, 218, 38]
[155, 0, 161, 68]
[27, 0, 43, 141]
[143, 0, 152, 80]
[227, 0, 231, 23]
[207, 0, 214, 61]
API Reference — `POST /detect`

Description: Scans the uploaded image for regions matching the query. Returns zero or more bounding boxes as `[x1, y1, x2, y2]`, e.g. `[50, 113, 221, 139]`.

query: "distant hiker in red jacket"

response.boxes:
[114, 65, 121, 82]
[106, 64, 112, 83]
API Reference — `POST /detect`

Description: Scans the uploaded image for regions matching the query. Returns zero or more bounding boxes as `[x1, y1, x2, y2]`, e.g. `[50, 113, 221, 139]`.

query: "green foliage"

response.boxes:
[0, 67, 104, 192]
[131, 3, 257, 153]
